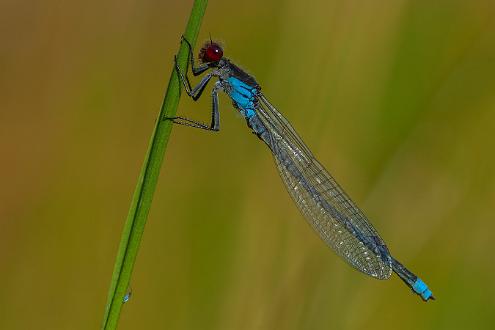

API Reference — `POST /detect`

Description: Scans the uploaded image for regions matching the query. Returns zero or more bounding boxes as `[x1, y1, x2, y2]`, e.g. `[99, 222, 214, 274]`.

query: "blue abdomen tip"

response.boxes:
[413, 278, 434, 301]
[421, 289, 433, 301]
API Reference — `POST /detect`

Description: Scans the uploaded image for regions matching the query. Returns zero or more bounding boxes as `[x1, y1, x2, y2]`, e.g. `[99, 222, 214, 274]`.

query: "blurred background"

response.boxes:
[1, 0, 495, 329]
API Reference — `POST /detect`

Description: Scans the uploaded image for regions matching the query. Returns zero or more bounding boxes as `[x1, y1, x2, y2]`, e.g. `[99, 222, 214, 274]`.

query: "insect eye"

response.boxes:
[205, 44, 223, 62]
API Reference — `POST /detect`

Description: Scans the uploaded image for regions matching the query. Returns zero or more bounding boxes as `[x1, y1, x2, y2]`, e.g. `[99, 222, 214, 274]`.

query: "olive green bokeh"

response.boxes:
[1, 0, 494, 329]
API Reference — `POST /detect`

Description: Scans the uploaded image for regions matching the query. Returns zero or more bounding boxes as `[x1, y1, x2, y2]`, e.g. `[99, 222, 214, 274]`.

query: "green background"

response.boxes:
[1, 0, 494, 329]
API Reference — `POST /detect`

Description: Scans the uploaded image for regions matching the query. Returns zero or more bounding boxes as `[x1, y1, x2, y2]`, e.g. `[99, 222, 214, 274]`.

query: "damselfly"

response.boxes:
[168, 37, 434, 302]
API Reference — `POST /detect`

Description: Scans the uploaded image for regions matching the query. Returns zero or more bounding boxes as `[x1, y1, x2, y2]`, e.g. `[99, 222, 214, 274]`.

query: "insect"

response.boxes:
[168, 37, 434, 301]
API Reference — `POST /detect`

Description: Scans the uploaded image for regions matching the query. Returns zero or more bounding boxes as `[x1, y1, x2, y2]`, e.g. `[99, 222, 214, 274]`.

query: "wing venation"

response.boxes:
[255, 93, 392, 279]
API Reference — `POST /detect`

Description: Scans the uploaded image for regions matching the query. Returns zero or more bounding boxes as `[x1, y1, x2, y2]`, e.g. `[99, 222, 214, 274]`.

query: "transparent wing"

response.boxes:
[256, 93, 392, 279]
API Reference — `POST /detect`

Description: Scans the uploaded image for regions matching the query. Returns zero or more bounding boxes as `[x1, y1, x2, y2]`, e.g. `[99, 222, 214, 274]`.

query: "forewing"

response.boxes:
[256, 93, 392, 279]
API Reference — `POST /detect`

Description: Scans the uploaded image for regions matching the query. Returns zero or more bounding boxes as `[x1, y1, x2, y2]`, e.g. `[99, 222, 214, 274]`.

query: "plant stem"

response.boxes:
[101, 1, 208, 329]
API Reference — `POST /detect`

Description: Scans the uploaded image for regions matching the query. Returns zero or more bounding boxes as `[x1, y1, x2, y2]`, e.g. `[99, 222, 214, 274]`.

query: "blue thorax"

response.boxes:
[226, 76, 257, 118]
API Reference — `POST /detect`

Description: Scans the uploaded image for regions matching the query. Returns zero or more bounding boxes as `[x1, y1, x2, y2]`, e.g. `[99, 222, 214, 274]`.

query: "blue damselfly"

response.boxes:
[168, 38, 434, 302]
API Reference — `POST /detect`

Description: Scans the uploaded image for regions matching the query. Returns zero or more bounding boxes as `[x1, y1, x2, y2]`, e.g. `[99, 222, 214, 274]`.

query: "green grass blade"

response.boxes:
[101, 1, 208, 329]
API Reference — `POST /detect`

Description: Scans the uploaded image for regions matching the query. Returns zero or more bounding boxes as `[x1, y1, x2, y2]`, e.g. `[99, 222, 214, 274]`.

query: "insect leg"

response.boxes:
[175, 56, 213, 101]
[181, 36, 209, 76]
[165, 82, 222, 132]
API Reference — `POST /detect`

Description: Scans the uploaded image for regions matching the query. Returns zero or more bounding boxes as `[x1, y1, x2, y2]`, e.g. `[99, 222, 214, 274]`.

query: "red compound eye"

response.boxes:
[200, 42, 223, 62]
